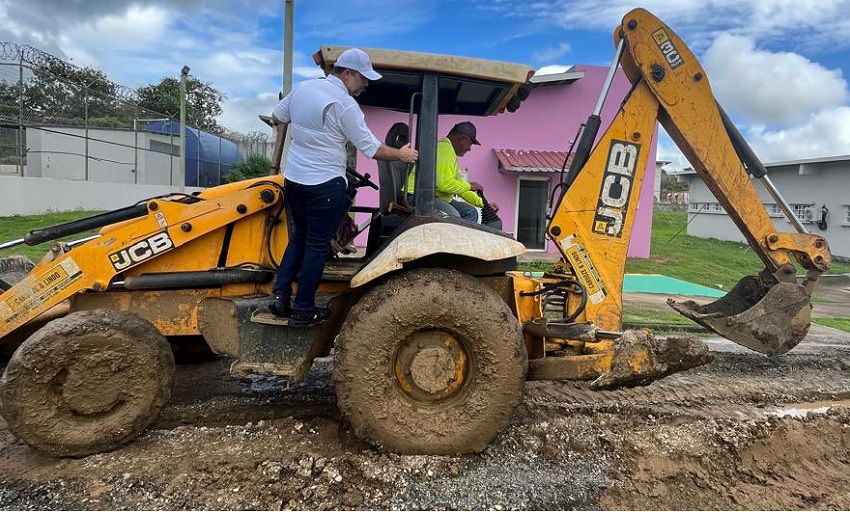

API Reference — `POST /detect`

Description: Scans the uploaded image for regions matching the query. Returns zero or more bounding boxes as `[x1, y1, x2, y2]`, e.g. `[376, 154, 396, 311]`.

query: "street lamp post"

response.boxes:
[179, 65, 190, 192]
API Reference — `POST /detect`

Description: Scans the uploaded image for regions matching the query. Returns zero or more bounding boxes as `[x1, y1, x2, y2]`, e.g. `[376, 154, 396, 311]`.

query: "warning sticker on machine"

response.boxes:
[1, 258, 82, 323]
[560, 235, 607, 305]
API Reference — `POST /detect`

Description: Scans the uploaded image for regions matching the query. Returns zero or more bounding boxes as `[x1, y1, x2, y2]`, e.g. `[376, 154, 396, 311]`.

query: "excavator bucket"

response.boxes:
[668, 275, 811, 356]
[0, 255, 34, 291]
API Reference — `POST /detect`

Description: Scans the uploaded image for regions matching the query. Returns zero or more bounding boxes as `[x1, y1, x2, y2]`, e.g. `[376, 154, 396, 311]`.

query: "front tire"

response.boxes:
[0, 309, 176, 457]
[334, 268, 527, 454]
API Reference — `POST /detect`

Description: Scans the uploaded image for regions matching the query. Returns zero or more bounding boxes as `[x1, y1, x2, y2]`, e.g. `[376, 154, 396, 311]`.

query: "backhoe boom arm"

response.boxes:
[616, 9, 830, 274]
[545, 8, 832, 355]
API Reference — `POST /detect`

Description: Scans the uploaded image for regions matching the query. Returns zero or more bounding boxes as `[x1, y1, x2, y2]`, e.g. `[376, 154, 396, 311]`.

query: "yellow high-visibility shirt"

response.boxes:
[407, 138, 483, 208]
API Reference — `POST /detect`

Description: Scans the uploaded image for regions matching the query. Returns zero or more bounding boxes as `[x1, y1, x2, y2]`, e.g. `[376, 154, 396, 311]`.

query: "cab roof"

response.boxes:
[314, 46, 533, 117]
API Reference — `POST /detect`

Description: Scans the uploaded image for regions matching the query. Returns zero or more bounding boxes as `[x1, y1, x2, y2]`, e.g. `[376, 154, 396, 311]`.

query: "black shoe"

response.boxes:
[289, 307, 331, 328]
[268, 296, 292, 318]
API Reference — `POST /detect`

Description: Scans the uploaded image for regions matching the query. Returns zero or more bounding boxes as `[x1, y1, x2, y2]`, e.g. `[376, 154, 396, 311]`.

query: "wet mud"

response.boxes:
[0, 324, 849, 509]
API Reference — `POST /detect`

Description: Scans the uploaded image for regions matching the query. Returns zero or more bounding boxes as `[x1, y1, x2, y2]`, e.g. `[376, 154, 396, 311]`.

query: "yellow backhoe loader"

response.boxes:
[0, 8, 831, 457]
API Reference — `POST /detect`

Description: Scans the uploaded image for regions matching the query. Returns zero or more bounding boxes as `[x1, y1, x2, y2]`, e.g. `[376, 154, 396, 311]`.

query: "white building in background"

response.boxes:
[653, 160, 670, 203]
[679, 154, 850, 258]
[23, 125, 181, 185]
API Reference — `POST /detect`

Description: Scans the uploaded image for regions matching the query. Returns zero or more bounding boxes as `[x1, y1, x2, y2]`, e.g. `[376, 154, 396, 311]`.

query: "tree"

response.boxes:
[223, 153, 271, 183]
[661, 170, 689, 192]
[0, 80, 22, 119]
[21, 62, 121, 126]
[136, 77, 224, 134]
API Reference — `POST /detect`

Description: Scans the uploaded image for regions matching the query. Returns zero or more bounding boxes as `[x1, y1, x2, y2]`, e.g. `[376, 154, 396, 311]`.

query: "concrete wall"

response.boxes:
[0, 125, 207, 215]
[0, 175, 202, 216]
[684, 160, 850, 258]
[353, 65, 657, 258]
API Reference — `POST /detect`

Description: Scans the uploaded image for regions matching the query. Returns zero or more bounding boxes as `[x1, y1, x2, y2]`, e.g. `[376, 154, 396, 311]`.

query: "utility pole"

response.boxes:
[278, 0, 295, 172]
[179, 65, 190, 192]
[283, 0, 294, 96]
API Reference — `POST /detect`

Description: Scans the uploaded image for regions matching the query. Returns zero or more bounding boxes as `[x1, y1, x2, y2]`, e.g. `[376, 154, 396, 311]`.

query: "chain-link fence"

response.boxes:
[0, 42, 272, 187]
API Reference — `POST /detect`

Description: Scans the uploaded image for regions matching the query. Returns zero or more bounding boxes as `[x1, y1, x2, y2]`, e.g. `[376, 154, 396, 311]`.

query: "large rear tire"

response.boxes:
[334, 268, 527, 454]
[0, 309, 175, 457]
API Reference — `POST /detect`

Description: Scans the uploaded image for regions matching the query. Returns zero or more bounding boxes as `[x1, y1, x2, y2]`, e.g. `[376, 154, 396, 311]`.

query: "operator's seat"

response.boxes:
[367, 122, 414, 256]
[377, 122, 413, 214]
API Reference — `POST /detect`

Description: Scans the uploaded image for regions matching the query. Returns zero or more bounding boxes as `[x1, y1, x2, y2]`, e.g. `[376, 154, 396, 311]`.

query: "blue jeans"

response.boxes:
[450, 200, 480, 223]
[273, 177, 347, 312]
[407, 194, 480, 223]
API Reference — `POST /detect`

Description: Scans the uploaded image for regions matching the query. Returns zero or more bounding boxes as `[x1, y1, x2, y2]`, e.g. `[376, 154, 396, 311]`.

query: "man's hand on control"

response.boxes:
[398, 143, 418, 163]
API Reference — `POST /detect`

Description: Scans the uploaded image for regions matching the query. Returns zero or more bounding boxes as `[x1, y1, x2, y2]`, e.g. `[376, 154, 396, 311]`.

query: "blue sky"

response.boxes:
[2, 0, 850, 166]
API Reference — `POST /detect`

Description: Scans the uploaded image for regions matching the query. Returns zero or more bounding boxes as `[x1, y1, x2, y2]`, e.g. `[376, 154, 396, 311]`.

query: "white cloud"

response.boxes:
[655, 135, 691, 170]
[746, 107, 850, 161]
[220, 93, 280, 136]
[293, 66, 324, 80]
[55, 5, 170, 69]
[532, 42, 571, 63]
[482, 0, 850, 53]
[704, 33, 848, 125]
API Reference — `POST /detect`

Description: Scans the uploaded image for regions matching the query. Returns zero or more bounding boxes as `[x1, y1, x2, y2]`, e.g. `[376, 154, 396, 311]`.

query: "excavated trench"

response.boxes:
[0, 326, 849, 510]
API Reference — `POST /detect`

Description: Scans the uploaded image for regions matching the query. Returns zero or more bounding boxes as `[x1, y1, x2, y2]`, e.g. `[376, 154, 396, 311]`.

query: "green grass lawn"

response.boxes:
[519, 211, 850, 333]
[621, 307, 698, 327]
[0, 210, 102, 262]
[625, 211, 850, 290]
[813, 318, 850, 332]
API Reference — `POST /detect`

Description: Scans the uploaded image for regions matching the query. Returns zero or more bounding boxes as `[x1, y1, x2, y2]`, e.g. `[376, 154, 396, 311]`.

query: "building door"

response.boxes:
[516, 178, 549, 250]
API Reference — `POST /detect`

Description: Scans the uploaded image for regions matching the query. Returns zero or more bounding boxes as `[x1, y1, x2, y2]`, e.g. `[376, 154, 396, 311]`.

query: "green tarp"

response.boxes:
[623, 274, 725, 297]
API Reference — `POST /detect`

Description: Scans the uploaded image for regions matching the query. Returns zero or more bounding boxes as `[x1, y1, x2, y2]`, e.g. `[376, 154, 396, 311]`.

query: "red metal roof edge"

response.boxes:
[494, 148, 572, 172]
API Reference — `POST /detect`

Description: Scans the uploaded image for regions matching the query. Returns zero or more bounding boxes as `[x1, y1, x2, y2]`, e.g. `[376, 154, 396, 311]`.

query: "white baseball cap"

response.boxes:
[335, 48, 382, 81]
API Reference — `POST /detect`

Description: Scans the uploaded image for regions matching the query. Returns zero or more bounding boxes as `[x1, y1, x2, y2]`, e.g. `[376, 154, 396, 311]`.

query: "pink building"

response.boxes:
[353, 65, 656, 258]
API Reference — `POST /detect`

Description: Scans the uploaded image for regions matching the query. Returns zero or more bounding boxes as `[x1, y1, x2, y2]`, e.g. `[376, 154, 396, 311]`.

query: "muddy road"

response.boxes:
[1, 323, 850, 510]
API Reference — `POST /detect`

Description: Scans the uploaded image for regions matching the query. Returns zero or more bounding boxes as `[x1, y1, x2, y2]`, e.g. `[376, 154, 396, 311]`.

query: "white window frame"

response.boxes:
[763, 203, 783, 218]
[843, 205, 850, 226]
[514, 176, 550, 252]
[789, 203, 815, 224]
[688, 201, 725, 214]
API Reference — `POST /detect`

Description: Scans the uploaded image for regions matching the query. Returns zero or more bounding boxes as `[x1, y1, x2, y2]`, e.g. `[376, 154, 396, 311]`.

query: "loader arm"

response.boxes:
[0, 182, 282, 341]
[546, 8, 831, 355]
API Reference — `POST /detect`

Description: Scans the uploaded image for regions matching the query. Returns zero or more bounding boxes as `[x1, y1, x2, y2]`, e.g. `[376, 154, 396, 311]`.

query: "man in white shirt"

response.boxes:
[269, 48, 418, 327]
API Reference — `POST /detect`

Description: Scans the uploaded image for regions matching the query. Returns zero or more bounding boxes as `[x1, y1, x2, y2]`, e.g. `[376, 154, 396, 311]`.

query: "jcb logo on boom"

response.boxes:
[592, 141, 640, 238]
[651, 28, 684, 69]
[109, 232, 174, 271]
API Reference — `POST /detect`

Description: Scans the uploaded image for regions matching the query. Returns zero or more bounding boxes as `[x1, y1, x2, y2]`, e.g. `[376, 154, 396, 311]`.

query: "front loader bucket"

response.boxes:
[0, 255, 34, 291]
[668, 275, 811, 356]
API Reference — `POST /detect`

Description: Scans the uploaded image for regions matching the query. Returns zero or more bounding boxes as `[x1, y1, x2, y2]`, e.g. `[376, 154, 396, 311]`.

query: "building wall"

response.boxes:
[684, 160, 850, 258]
[0, 175, 202, 216]
[1, 126, 192, 216]
[354, 65, 657, 258]
[24, 127, 181, 186]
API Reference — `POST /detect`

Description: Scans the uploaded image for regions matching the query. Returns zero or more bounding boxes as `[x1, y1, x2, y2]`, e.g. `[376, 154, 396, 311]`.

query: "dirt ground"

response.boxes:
[1, 288, 850, 510]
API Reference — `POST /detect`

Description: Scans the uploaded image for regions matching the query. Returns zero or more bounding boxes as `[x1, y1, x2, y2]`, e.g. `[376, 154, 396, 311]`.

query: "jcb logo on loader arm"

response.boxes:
[108, 232, 174, 271]
[592, 140, 640, 238]
[651, 28, 685, 69]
